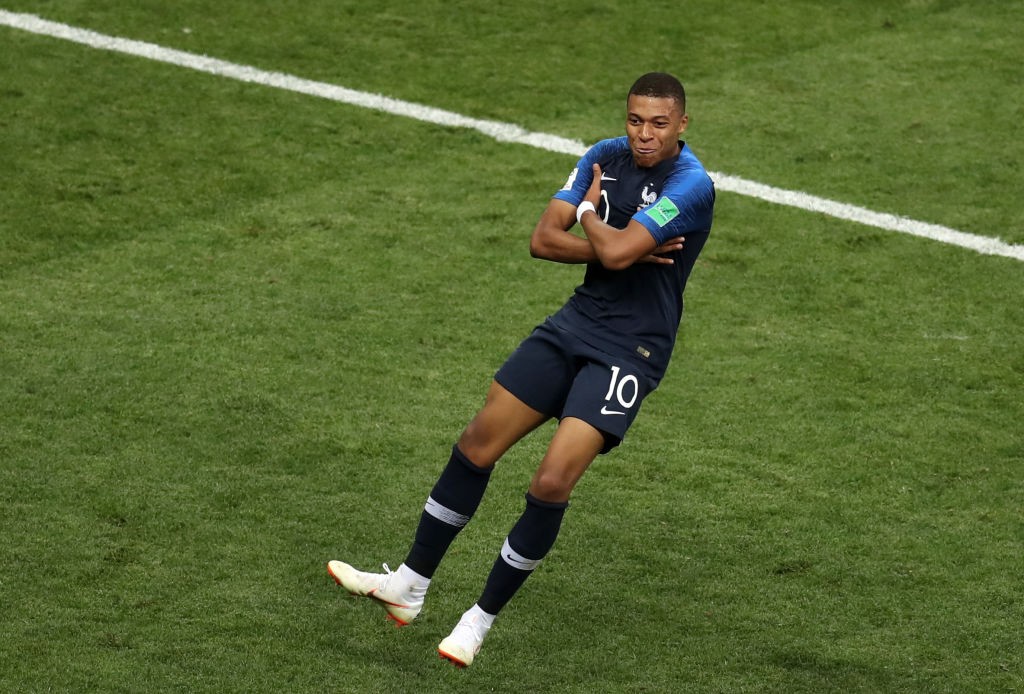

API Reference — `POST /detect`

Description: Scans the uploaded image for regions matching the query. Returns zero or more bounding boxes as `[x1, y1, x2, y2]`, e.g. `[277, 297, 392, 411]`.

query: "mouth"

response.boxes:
[633, 147, 658, 162]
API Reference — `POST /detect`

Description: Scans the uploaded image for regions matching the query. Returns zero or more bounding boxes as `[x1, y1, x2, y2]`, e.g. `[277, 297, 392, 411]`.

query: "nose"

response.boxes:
[639, 123, 653, 140]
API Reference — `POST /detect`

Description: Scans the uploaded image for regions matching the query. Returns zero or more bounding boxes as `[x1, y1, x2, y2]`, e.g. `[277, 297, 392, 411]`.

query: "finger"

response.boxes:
[585, 163, 602, 203]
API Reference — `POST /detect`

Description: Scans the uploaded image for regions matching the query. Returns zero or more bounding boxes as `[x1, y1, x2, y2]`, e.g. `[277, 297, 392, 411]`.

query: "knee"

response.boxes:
[528, 470, 573, 504]
[456, 421, 498, 469]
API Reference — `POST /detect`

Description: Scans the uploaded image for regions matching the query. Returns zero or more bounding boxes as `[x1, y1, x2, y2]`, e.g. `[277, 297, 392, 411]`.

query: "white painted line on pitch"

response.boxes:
[711, 173, 1024, 260]
[3, 9, 1022, 262]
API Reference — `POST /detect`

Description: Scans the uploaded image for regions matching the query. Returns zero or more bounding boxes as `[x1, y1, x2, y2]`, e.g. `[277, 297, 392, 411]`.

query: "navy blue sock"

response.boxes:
[403, 445, 491, 578]
[477, 492, 568, 615]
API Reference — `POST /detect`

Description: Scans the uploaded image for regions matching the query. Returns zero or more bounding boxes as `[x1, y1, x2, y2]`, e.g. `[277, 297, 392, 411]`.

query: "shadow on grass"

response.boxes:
[769, 649, 901, 692]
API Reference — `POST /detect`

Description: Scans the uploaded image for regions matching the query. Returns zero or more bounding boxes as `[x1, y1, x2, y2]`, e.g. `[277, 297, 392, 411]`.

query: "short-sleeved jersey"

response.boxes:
[548, 136, 715, 382]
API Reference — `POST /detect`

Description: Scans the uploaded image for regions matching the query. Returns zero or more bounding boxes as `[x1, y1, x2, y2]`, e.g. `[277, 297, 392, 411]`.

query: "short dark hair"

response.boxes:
[628, 72, 686, 112]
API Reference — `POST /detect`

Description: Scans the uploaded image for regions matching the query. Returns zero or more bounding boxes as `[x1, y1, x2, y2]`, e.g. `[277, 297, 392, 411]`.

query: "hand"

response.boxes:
[639, 236, 685, 265]
[584, 163, 603, 208]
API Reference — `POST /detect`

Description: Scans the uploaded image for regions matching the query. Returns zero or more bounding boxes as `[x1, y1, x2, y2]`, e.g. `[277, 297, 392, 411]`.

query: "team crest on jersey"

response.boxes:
[646, 196, 680, 227]
[561, 167, 579, 191]
[639, 185, 658, 208]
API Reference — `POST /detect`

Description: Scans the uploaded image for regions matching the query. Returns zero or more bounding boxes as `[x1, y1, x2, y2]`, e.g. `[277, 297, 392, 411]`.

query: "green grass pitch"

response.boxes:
[1, 2, 1021, 692]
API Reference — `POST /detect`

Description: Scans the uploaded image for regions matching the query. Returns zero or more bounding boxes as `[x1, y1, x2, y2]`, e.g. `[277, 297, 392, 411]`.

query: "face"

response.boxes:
[625, 94, 688, 168]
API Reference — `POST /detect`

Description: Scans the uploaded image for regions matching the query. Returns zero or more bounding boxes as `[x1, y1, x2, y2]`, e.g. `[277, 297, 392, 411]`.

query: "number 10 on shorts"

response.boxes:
[604, 365, 639, 412]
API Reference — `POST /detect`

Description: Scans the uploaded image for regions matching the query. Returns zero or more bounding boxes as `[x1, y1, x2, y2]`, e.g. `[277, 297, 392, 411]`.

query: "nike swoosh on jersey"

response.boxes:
[600, 406, 626, 416]
[600, 173, 617, 181]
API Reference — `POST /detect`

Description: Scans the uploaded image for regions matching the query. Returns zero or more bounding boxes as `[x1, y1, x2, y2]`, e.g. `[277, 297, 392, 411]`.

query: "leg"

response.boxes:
[329, 321, 574, 631]
[328, 382, 549, 627]
[457, 379, 551, 468]
[479, 417, 604, 612]
[403, 381, 549, 579]
[528, 416, 606, 503]
[423, 394, 599, 588]
[438, 417, 604, 667]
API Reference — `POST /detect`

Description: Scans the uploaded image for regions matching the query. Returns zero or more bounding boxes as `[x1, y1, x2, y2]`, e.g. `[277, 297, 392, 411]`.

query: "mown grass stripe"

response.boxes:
[3, 8, 1021, 262]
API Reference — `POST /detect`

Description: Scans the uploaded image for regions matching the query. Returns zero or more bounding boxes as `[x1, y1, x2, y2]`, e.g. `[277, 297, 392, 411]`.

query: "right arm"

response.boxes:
[528, 199, 599, 264]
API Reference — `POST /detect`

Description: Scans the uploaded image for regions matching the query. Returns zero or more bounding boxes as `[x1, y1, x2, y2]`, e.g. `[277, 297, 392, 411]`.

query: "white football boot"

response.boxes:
[437, 604, 494, 668]
[326, 561, 427, 626]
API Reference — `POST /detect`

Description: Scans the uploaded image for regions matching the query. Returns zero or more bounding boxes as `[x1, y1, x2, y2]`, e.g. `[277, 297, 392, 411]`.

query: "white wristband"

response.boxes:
[576, 201, 596, 225]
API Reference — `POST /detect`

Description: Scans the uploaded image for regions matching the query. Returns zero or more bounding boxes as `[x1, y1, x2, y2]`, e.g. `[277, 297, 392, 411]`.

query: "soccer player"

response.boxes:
[327, 72, 715, 667]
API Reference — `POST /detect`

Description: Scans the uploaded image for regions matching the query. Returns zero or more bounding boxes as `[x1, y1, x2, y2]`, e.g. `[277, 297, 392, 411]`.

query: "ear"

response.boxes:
[678, 113, 690, 135]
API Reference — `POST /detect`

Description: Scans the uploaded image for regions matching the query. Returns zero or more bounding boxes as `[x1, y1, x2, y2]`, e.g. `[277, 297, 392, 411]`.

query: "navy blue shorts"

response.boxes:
[494, 321, 655, 453]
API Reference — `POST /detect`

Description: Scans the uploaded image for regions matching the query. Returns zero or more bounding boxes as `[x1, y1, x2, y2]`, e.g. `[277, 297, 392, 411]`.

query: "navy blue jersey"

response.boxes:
[548, 136, 715, 382]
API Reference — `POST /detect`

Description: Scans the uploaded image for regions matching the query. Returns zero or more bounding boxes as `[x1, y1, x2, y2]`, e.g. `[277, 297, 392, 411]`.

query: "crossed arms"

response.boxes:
[529, 164, 684, 270]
